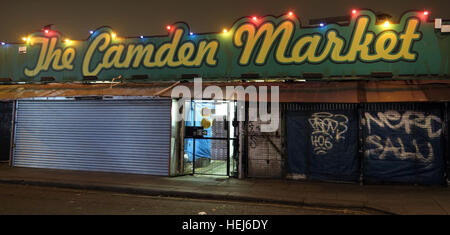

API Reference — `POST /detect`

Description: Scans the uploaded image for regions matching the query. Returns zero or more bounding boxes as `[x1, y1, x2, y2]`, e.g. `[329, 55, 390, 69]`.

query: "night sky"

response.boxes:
[0, 0, 449, 43]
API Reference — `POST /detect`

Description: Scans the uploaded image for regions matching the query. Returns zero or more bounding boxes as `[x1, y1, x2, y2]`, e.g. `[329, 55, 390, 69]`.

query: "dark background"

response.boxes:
[0, 102, 12, 162]
[0, 0, 449, 43]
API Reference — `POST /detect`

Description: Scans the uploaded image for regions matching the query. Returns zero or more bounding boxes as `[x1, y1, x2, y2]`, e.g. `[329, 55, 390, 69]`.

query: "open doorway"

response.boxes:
[183, 100, 238, 176]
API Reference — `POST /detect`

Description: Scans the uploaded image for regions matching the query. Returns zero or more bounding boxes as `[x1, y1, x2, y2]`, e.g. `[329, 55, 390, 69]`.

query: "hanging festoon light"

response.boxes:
[1, 42, 5, 46]
[189, 32, 194, 36]
[422, 10, 430, 20]
[166, 25, 172, 31]
[111, 32, 117, 39]
[351, 9, 358, 19]
[89, 30, 94, 35]
[22, 36, 31, 43]
[221, 28, 231, 37]
[319, 23, 325, 27]
[64, 38, 72, 45]
[383, 20, 390, 28]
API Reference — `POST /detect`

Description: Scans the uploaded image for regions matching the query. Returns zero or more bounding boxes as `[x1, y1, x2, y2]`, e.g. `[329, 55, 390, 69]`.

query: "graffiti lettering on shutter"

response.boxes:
[308, 112, 349, 155]
[364, 110, 442, 163]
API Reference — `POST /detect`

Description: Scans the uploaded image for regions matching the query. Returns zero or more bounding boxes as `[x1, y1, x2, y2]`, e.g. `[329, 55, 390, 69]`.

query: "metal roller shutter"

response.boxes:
[13, 99, 171, 176]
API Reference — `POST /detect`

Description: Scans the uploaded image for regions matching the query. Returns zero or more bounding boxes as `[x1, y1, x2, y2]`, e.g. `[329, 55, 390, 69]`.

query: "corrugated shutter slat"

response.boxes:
[13, 99, 171, 176]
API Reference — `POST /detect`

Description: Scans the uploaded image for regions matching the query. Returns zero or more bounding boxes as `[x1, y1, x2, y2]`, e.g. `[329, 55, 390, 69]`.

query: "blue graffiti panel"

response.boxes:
[363, 109, 444, 185]
[286, 110, 359, 182]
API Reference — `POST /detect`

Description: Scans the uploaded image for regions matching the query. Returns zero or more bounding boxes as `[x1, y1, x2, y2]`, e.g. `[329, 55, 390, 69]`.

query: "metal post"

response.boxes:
[192, 100, 196, 175]
[442, 102, 449, 187]
[358, 103, 365, 185]
[226, 101, 230, 177]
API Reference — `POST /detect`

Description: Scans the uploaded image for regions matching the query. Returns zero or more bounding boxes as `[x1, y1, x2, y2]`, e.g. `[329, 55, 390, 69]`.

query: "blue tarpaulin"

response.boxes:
[286, 109, 360, 182]
[363, 106, 444, 185]
[184, 102, 214, 162]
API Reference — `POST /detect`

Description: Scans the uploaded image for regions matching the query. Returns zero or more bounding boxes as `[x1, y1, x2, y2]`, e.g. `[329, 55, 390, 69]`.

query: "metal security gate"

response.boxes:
[12, 98, 171, 176]
[183, 100, 238, 176]
[247, 118, 282, 178]
[362, 102, 446, 185]
[284, 103, 360, 182]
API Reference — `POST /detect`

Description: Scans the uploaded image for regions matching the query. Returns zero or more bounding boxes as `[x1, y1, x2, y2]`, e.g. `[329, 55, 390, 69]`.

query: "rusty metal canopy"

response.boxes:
[1, 80, 450, 103]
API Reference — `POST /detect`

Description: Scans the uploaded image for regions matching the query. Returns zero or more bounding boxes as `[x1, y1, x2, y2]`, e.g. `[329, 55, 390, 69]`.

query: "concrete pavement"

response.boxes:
[0, 163, 449, 215]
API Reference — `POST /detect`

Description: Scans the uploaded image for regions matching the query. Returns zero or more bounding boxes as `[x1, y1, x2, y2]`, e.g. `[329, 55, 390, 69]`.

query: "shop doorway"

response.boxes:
[183, 100, 238, 176]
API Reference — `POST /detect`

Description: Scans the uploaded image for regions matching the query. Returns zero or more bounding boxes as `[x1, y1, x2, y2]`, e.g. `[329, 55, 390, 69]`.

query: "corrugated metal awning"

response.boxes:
[1, 79, 450, 103]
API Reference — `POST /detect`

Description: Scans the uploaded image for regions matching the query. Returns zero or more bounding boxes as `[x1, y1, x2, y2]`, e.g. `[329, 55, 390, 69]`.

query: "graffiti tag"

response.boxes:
[364, 110, 442, 163]
[308, 112, 349, 155]
[364, 110, 441, 138]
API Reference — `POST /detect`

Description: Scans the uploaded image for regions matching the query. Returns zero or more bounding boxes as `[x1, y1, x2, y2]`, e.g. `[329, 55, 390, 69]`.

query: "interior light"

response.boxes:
[215, 103, 228, 116]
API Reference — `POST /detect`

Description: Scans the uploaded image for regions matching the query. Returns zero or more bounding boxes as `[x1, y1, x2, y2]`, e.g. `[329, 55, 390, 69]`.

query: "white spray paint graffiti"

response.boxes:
[308, 112, 349, 155]
[363, 110, 442, 163]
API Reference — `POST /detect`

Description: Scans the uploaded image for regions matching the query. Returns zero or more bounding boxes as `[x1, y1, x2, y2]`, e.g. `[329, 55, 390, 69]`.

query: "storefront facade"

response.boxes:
[0, 9, 449, 185]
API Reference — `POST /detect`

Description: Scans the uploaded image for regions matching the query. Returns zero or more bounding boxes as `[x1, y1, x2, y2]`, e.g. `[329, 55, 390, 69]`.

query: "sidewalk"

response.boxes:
[0, 163, 449, 215]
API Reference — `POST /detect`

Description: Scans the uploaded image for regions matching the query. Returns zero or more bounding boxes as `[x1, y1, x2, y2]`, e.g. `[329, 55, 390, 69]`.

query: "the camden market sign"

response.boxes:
[0, 10, 449, 82]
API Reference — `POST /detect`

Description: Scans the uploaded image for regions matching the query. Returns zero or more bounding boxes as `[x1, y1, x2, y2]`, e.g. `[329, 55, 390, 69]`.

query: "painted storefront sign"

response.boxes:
[0, 10, 449, 82]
